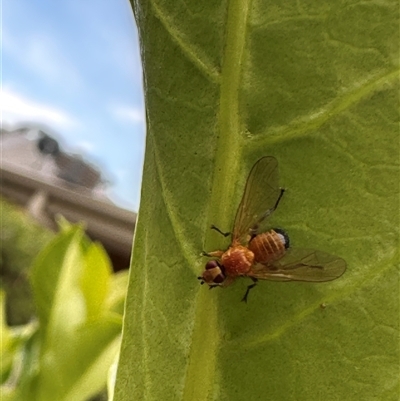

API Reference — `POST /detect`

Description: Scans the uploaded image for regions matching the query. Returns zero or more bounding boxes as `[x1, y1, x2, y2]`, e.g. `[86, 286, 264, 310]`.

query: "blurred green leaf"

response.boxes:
[31, 227, 84, 332]
[0, 291, 37, 386]
[34, 318, 121, 401]
[0, 291, 14, 383]
[3, 225, 127, 401]
[81, 243, 112, 319]
[115, 1, 399, 400]
[1, 294, 38, 401]
[0, 198, 53, 325]
[105, 271, 129, 316]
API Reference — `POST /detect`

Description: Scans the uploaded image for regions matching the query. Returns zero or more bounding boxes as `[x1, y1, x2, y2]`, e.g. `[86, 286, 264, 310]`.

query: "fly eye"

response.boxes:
[213, 274, 225, 284]
[205, 260, 219, 270]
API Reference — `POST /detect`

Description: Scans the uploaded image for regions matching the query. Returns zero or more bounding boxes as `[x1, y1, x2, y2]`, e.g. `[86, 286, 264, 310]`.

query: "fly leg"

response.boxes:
[273, 188, 285, 211]
[241, 278, 258, 303]
[201, 250, 224, 258]
[210, 225, 230, 237]
[208, 285, 219, 290]
[202, 226, 229, 256]
[249, 188, 286, 237]
[197, 278, 221, 289]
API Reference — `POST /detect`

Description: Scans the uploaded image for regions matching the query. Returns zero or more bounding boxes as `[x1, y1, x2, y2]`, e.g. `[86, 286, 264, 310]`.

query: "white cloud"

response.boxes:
[110, 104, 145, 124]
[1, 88, 76, 129]
[75, 140, 95, 153]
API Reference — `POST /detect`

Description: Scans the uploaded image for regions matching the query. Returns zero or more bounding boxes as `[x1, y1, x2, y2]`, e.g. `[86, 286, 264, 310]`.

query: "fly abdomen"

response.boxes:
[248, 229, 289, 263]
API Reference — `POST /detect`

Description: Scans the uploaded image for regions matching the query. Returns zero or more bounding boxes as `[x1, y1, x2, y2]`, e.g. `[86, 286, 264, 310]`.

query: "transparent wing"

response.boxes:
[233, 157, 281, 243]
[249, 249, 346, 282]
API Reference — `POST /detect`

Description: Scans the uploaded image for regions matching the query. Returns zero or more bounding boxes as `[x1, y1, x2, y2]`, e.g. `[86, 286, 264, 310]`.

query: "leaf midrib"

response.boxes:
[182, 1, 251, 400]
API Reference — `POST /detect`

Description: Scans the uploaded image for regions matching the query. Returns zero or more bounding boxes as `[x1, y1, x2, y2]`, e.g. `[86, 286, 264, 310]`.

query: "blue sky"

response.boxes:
[2, 0, 145, 211]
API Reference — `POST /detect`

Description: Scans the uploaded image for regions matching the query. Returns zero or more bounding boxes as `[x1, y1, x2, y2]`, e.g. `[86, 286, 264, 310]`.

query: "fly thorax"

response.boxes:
[221, 245, 254, 276]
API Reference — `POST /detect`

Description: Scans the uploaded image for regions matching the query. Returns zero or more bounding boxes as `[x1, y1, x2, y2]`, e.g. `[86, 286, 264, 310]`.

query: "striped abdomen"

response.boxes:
[248, 229, 290, 264]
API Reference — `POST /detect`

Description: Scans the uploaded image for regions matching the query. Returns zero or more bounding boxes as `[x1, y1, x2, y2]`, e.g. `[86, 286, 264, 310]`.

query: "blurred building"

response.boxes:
[1, 125, 136, 270]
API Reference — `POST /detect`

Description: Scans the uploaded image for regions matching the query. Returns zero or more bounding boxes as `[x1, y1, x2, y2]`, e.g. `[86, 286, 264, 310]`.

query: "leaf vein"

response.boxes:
[248, 68, 399, 149]
[150, 0, 220, 83]
[152, 136, 198, 271]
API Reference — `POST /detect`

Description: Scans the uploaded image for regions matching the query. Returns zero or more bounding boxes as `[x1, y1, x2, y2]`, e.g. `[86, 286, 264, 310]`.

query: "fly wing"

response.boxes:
[233, 157, 281, 243]
[249, 249, 346, 282]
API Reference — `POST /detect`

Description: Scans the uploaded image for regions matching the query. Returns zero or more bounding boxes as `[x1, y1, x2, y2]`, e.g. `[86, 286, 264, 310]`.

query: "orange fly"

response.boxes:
[198, 156, 346, 302]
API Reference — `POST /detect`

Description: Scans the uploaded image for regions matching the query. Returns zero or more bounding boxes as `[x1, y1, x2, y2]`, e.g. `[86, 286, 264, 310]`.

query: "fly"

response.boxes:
[198, 156, 346, 302]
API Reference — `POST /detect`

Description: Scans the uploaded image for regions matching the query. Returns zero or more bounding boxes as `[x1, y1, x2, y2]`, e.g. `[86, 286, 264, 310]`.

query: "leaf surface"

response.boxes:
[115, 1, 399, 400]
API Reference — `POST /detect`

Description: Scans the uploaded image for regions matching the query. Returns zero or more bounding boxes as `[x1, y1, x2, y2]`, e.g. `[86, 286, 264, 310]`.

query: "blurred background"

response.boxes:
[2, 0, 145, 211]
[1, 0, 144, 327]
[2, 0, 144, 265]
[1, 3, 144, 399]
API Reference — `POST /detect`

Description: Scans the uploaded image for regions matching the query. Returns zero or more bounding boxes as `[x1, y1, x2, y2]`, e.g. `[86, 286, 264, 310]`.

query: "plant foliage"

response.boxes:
[0, 198, 54, 325]
[115, 1, 399, 400]
[1, 225, 128, 401]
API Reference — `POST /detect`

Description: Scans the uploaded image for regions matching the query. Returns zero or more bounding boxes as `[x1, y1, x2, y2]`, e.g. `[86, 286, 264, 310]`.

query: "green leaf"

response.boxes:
[81, 243, 112, 319]
[23, 226, 125, 401]
[115, 1, 399, 400]
[105, 271, 129, 316]
[0, 291, 15, 383]
[0, 198, 53, 325]
[30, 227, 84, 331]
[35, 317, 122, 401]
[1, 298, 37, 400]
